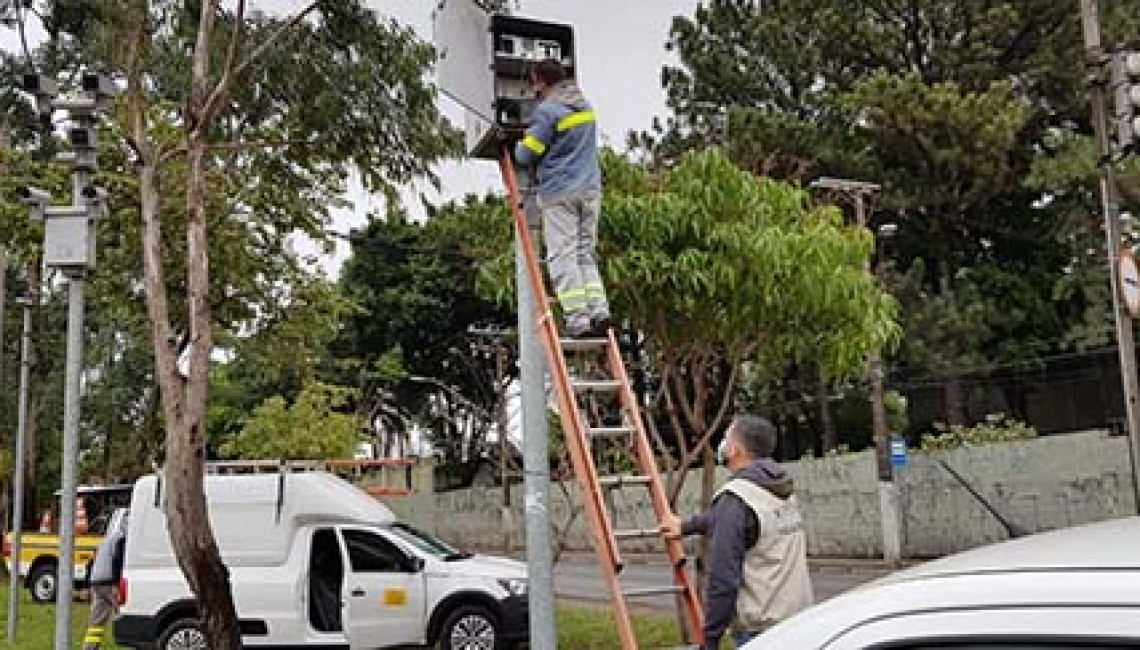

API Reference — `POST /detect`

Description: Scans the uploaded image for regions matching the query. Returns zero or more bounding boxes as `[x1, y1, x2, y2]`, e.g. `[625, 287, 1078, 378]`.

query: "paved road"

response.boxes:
[554, 554, 895, 611]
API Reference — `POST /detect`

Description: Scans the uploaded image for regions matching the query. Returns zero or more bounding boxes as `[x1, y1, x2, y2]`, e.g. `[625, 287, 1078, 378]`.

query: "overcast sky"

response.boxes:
[2, 0, 701, 274]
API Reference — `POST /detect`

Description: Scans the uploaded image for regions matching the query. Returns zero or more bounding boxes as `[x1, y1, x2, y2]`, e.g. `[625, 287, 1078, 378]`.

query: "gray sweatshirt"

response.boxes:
[88, 508, 128, 586]
[513, 80, 602, 199]
[682, 458, 794, 649]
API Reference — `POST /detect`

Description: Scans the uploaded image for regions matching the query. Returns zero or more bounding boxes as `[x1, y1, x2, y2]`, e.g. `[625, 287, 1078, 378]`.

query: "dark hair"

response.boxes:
[730, 414, 778, 458]
[531, 59, 567, 86]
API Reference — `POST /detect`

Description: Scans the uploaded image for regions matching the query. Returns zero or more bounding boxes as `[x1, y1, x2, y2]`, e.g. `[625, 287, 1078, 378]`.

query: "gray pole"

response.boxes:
[7, 298, 32, 642]
[515, 169, 556, 648]
[856, 195, 902, 562]
[54, 158, 92, 649]
[1080, 0, 1140, 511]
[54, 274, 84, 650]
[0, 246, 7, 425]
[811, 177, 901, 559]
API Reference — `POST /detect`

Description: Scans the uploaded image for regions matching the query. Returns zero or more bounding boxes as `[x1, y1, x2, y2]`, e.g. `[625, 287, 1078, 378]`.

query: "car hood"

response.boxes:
[429, 554, 526, 580]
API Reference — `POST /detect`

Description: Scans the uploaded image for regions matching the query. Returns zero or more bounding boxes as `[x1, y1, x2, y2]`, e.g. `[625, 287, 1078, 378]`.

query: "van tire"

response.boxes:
[28, 562, 57, 603]
[438, 604, 501, 650]
[157, 618, 209, 650]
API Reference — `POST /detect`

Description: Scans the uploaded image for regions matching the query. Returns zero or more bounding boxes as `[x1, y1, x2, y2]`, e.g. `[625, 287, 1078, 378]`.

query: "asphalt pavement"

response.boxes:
[553, 553, 897, 612]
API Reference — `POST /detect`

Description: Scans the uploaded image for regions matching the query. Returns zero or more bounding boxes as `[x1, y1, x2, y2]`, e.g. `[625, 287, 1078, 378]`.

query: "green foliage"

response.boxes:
[329, 197, 514, 463]
[651, 0, 1140, 433]
[219, 381, 360, 461]
[884, 390, 909, 434]
[602, 148, 898, 380]
[1, 1, 460, 479]
[919, 414, 1037, 452]
[885, 261, 994, 376]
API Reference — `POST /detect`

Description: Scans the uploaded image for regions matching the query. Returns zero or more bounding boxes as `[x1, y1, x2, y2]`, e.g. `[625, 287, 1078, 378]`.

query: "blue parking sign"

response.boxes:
[889, 436, 907, 467]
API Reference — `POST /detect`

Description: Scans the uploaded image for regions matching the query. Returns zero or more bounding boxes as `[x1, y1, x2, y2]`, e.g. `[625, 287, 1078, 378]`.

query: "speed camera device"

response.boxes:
[434, 0, 575, 159]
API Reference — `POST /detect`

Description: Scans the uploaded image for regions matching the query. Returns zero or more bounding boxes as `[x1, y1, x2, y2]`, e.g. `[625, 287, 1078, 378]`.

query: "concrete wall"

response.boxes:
[389, 430, 1138, 558]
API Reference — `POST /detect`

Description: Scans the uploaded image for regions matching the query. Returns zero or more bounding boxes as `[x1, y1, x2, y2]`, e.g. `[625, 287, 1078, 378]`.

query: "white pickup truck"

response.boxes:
[114, 471, 528, 649]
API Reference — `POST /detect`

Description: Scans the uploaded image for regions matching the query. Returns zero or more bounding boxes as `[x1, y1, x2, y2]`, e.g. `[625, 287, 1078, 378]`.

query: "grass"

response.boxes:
[557, 605, 690, 649]
[0, 584, 127, 649]
[0, 584, 687, 649]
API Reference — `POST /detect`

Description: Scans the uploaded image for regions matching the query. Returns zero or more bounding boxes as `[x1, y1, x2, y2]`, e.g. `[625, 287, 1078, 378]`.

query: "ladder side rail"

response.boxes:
[604, 330, 706, 643]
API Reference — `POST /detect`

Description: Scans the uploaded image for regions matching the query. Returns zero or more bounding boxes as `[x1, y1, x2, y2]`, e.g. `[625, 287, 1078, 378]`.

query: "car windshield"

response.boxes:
[387, 523, 471, 561]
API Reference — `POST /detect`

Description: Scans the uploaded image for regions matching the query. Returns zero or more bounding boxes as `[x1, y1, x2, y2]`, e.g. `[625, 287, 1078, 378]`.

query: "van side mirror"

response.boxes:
[402, 556, 425, 573]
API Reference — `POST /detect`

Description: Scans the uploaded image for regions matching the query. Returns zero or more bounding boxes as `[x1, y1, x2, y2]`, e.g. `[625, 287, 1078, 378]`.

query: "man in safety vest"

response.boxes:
[514, 58, 610, 338]
[662, 414, 814, 648]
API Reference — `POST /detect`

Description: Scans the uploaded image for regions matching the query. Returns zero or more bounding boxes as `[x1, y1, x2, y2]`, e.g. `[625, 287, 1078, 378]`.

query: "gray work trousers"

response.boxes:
[539, 189, 609, 318]
[82, 584, 117, 650]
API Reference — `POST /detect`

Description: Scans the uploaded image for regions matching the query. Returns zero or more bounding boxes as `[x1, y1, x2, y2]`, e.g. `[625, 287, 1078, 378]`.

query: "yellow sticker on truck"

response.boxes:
[382, 589, 407, 606]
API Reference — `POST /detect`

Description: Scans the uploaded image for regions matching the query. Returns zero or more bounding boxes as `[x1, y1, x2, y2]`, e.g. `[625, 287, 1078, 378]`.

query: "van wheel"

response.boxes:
[439, 604, 501, 650]
[28, 562, 57, 603]
[158, 618, 209, 650]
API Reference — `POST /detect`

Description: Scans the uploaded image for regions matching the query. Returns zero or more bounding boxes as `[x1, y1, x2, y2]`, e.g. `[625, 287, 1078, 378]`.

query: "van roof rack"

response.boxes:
[205, 459, 417, 498]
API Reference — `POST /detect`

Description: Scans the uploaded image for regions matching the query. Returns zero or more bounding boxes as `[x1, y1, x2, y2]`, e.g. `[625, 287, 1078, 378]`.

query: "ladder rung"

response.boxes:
[623, 585, 684, 598]
[614, 528, 661, 541]
[598, 474, 652, 488]
[560, 338, 608, 352]
[588, 426, 634, 438]
[572, 379, 624, 392]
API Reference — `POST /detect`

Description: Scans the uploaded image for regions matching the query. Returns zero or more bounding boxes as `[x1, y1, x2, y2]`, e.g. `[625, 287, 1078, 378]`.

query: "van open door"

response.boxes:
[338, 527, 426, 648]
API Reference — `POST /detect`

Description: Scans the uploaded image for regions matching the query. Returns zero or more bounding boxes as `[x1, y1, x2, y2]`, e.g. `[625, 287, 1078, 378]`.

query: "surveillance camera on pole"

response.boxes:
[64, 125, 98, 171]
[82, 185, 110, 220]
[81, 72, 117, 112]
[20, 73, 58, 115]
[15, 186, 51, 220]
[1111, 50, 1140, 156]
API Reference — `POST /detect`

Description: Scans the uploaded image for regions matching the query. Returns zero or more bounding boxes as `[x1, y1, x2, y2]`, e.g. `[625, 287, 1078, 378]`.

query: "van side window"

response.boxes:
[341, 530, 406, 573]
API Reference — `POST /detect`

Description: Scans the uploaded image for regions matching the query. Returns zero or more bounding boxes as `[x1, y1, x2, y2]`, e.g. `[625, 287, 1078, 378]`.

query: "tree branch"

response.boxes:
[206, 138, 318, 153]
[707, 359, 739, 437]
[200, 1, 322, 128]
[223, 0, 247, 95]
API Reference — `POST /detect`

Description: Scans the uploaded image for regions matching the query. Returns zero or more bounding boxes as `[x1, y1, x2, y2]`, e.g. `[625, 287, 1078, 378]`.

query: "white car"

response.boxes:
[114, 472, 528, 650]
[747, 516, 1140, 649]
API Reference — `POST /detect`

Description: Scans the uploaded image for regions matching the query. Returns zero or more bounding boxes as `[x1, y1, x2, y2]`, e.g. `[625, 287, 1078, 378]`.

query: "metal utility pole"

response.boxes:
[0, 246, 7, 424]
[1079, 0, 1140, 510]
[19, 71, 111, 650]
[470, 325, 517, 553]
[515, 167, 556, 648]
[7, 297, 32, 642]
[810, 177, 901, 561]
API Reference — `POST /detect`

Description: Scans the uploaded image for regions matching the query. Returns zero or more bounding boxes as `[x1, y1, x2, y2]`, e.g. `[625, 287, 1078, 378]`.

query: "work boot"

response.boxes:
[588, 306, 613, 337]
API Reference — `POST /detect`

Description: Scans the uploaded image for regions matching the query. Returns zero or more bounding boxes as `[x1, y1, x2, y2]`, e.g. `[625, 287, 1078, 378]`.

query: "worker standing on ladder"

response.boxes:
[514, 59, 611, 338]
[662, 414, 814, 648]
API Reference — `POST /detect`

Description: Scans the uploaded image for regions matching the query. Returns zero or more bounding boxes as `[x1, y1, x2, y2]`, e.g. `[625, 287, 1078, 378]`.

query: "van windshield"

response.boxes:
[388, 523, 472, 561]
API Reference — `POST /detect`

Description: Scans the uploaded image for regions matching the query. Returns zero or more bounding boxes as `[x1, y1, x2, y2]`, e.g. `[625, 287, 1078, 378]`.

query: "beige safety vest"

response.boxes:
[715, 477, 814, 631]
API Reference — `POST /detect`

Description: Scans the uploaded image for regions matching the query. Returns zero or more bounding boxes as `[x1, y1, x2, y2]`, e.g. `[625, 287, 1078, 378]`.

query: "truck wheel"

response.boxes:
[439, 604, 501, 650]
[158, 618, 209, 650]
[28, 562, 57, 603]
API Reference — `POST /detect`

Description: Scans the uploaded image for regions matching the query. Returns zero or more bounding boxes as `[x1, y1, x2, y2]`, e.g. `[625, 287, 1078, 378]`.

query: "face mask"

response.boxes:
[716, 437, 730, 466]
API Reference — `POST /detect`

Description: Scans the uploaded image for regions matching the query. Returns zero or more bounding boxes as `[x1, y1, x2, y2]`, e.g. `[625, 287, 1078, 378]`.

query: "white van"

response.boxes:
[113, 472, 528, 650]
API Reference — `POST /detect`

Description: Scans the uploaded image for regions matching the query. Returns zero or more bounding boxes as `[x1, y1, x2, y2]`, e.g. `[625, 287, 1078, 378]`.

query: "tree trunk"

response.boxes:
[944, 379, 968, 426]
[816, 376, 837, 452]
[695, 443, 718, 593]
[130, 63, 244, 650]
